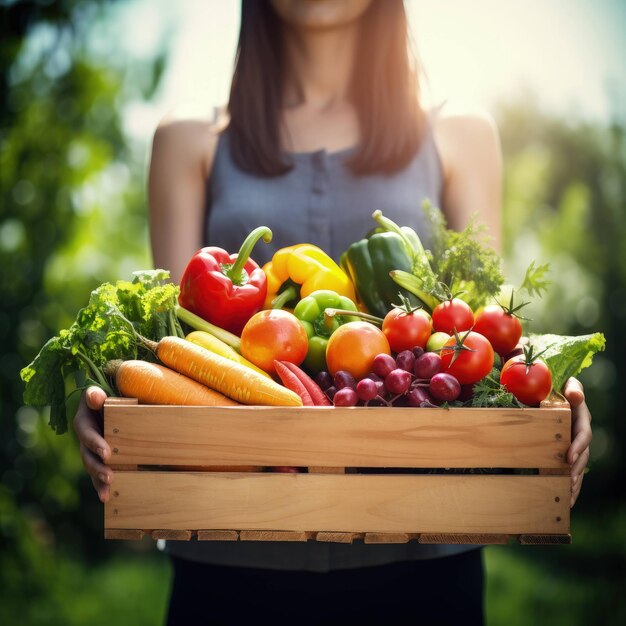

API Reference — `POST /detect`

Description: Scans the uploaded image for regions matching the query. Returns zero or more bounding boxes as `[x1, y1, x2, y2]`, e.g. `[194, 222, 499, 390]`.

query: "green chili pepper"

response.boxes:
[293, 290, 359, 373]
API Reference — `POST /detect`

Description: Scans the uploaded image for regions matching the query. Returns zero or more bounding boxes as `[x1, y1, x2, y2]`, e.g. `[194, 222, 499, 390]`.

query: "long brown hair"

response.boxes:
[227, 0, 423, 177]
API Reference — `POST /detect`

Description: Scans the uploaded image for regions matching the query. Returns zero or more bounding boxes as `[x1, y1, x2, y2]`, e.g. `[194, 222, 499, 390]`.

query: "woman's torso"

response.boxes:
[165, 116, 479, 571]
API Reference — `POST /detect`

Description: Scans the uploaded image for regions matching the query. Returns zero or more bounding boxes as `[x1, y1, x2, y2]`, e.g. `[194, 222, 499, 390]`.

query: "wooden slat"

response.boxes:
[197, 530, 239, 541]
[151, 530, 193, 541]
[105, 472, 570, 535]
[316, 532, 361, 543]
[518, 534, 572, 545]
[104, 528, 144, 540]
[104, 404, 570, 469]
[419, 533, 510, 545]
[364, 533, 411, 544]
[240, 531, 312, 542]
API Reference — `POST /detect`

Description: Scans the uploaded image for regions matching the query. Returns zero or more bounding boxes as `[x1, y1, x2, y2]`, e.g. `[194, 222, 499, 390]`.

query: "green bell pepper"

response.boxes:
[293, 290, 359, 373]
[339, 222, 422, 318]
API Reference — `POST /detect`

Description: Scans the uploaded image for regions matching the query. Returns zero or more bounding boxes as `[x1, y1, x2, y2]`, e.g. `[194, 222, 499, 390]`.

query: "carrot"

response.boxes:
[186, 330, 270, 379]
[279, 361, 332, 406]
[105, 359, 238, 406]
[273, 360, 314, 406]
[146, 336, 302, 407]
[176, 306, 242, 352]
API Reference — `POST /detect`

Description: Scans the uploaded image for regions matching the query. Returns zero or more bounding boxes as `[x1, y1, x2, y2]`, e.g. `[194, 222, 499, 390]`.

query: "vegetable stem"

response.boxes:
[324, 308, 383, 325]
[226, 226, 273, 285]
[176, 306, 242, 352]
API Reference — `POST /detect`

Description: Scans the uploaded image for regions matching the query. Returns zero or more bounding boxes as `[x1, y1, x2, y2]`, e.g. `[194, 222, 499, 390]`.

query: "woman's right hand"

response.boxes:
[73, 386, 113, 503]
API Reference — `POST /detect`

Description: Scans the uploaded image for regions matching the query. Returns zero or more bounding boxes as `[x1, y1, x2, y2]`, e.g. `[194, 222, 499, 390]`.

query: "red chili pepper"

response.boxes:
[178, 227, 272, 335]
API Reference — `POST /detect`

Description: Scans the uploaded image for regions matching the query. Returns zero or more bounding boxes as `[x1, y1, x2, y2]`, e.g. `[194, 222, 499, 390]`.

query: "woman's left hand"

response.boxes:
[562, 377, 592, 508]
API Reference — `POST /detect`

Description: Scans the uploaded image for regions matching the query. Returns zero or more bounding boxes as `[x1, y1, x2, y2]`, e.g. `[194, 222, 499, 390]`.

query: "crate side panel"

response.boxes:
[105, 472, 570, 535]
[104, 404, 570, 469]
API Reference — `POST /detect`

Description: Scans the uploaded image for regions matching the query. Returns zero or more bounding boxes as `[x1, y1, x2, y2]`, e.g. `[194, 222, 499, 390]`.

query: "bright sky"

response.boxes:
[114, 0, 626, 141]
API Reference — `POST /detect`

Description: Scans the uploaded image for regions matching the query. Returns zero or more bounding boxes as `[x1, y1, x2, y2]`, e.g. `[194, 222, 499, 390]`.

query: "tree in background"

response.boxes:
[1, 1, 167, 623]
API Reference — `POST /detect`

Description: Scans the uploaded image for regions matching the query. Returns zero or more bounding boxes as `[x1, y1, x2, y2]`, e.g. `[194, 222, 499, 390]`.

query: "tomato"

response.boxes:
[474, 305, 523, 356]
[240, 309, 308, 374]
[500, 353, 552, 406]
[440, 330, 494, 385]
[382, 307, 431, 353]
[326, 321, 391, 380]
[431, 298, 474, 334]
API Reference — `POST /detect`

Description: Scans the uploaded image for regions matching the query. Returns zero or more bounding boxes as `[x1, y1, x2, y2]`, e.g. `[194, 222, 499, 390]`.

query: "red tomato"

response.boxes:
[473, 305, 523, 356]
[500, 355, 552, 406]
[326, 321, 391, 380]
[382, 308, 431, 352]
[240, 309, 308, 374]
[432, 299, 474, 334]
[440, 331, 494, 385]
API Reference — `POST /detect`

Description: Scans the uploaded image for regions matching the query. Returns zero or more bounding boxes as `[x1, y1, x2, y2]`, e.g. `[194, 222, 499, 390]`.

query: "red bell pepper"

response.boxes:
[178, 226, 272, 335]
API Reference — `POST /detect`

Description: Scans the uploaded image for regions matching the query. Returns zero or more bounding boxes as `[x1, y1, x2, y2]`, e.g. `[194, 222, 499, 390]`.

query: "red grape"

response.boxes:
[333, 387, 358, 406]
[314, 371, 333, 391]
[395, 350, 416, 372]
[372, 353, 396, 378]
[385, 369, 412, 395]
[414, 352, 443, 379]
[406, 387, 432, 407]
[325, 386, 337, 401]
[429, 373, 461, 402]
[356, 378, 379, 401]
[334, 370, 356, 390]
[411, 346, 425, 360]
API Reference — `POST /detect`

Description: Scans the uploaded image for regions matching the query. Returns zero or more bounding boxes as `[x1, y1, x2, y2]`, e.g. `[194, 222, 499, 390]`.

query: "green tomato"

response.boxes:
[426, 331, 451, 352]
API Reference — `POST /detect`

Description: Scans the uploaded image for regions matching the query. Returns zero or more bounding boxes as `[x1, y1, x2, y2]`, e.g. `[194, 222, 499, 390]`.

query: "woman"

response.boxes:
[74, 1, 592, 623]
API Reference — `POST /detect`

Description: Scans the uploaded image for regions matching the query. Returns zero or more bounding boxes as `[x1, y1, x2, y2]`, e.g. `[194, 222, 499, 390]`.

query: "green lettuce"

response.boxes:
[20, 270, 183, 434]
[529, 332, 607, 393]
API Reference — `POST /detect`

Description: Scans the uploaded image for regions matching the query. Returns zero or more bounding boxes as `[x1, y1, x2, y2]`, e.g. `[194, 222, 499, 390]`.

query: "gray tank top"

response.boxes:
[165, 117, 479, 570]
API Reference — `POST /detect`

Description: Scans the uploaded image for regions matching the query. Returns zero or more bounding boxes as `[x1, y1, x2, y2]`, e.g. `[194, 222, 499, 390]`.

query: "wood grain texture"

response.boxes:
[315, 532, 361, 543]
[518, 534, 572, 545]
[103, 403, 570, 469]
[418, 533, 510, 545]
[197, 530, 239, 541]
[151, 530, 192, 540]
[104, 528, 144, 540]
[105, 472, 570, 535]
[239, 530, 313, 542]
[364, 533, 411, 544]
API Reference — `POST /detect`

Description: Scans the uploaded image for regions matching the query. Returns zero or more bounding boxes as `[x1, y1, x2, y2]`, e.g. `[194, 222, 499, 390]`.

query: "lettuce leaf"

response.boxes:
[20, 269, 182, 434]
[529, 332, 607, 393]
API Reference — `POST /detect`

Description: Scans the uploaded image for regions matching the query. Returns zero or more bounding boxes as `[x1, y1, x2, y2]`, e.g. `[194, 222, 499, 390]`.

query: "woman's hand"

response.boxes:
[73, 386, 113, 503]
[562, 377, 592, 508]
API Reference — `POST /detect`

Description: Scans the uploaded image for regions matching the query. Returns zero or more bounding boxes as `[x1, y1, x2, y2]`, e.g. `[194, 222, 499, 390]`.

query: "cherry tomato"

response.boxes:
[500, 355, 552, 406]
[240, 309, 308, 374]
[440, 331, 494, 385]
[382, 307, 431, 353]
[432, 298, 474, 334]
[326, 321, 390, 380]
[474, 305, 523, 356]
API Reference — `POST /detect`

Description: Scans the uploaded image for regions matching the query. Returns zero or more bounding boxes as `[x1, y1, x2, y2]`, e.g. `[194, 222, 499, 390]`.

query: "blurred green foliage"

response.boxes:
[1, 1, 624, 624]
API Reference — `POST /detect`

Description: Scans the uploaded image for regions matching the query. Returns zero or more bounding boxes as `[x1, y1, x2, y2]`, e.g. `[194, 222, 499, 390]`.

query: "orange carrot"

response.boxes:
[273, 360, 314, 406]
[105, 359, 238, 406]
[146, 336, 302, 407]
[279, 361, 332, 406]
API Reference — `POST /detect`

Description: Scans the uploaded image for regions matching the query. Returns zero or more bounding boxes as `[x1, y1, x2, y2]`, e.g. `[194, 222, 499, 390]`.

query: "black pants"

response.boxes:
[165, 548, 484, 626]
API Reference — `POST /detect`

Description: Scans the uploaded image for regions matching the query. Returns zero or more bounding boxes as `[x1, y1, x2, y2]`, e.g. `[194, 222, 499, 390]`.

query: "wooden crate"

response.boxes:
[103, 397, 571, 545]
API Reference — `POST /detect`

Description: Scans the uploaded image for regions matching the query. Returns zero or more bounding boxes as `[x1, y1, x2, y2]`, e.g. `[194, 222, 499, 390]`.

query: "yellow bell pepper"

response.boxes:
[262, 244, 356, 309]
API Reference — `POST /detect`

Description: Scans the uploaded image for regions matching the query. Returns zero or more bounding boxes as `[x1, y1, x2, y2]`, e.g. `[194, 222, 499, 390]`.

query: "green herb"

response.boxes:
[422, 202, 505, 310]
[20, 269, 183, 434]
[519, 260, 551, 298]
[529, 332, 606, 393]
[471, 368, 524, 408]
